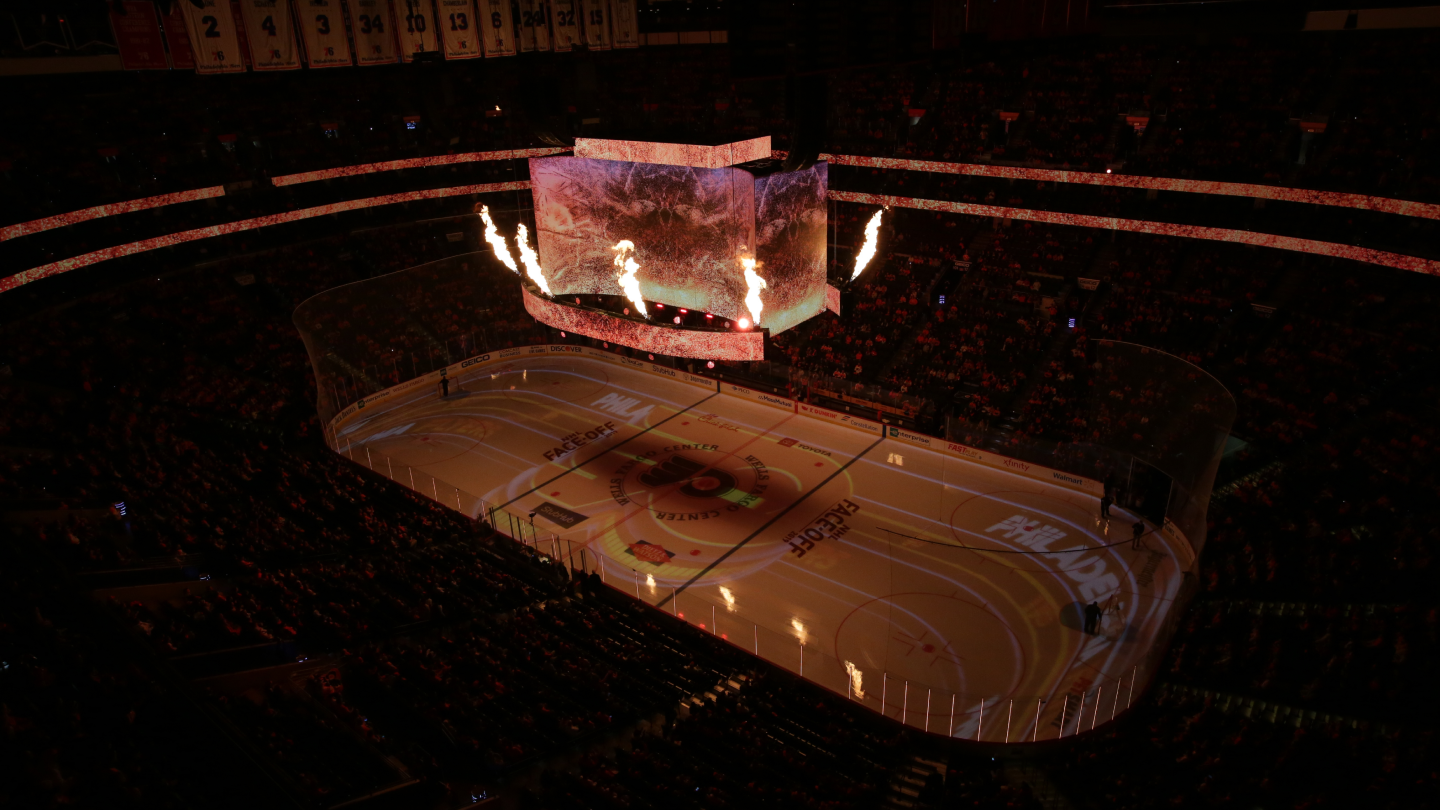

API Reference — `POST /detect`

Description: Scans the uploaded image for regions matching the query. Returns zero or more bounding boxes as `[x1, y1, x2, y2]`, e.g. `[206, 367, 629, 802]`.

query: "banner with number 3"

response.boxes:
[296, 0, 354, 67]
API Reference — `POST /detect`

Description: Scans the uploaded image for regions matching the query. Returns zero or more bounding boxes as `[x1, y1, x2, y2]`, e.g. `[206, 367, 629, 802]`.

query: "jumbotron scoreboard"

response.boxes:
[507, 136, 839, 361]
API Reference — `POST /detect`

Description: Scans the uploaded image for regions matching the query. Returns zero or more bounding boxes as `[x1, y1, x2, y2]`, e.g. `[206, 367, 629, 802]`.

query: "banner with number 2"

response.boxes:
[180, 0, 245, 73]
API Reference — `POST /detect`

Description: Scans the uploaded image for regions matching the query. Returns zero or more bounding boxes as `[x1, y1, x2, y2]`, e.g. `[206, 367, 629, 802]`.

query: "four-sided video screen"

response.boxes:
[529, 155, 828, 335]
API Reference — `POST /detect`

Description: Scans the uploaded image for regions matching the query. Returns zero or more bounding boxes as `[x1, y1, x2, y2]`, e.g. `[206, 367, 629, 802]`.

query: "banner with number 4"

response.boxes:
[238, 0, 302, 70]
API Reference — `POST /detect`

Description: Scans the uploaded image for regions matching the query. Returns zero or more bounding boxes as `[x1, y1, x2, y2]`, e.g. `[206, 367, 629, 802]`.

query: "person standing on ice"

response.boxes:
[1083, 602, 1102, 635]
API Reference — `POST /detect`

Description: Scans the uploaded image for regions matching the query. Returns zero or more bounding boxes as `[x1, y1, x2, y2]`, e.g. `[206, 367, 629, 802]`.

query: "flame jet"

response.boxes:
[612, 240, 647, 317]
[514, 224, 552, 296]
[851, 208, 884, 280]
[741, 256, 766, 327]
[479, 205, 519, 274]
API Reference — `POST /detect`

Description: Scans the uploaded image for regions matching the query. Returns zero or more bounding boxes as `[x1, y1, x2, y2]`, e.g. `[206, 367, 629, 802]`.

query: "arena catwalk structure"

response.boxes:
[295, 139, 1235, 743]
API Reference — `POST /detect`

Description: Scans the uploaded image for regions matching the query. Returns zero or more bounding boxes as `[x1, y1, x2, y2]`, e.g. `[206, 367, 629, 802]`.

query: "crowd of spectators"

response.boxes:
[1046, 686, 1436, 809]
[3, 28, 1439, 810]
[521, 668, 907, 809]
[0, 216, 925, 808]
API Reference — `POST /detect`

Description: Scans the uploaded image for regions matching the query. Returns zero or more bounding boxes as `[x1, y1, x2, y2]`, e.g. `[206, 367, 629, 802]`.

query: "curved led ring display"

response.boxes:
[520, 284, 766, 361]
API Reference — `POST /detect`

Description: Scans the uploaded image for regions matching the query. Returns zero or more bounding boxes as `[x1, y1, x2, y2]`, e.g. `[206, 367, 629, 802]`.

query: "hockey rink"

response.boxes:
[335, 354, 1190, 741]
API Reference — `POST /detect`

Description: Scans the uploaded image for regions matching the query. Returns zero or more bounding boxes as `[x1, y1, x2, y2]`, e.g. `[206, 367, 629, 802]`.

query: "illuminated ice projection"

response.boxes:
[529, 155, 827, 334]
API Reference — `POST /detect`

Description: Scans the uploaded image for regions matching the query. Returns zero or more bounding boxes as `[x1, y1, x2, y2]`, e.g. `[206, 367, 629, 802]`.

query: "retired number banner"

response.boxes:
[516, 0, 549, 52]
[579, 0, 610, 50]
[550, 0, 577, 51]
[110, 1, 170, 70]
[295, 0, 354, 66]
[348, 0, 399, 64]
[435, 0, 480, 58]
[180, 0, 245, 73]
[158, 2, 197, 68]
[610, 0, 637, 49]
[478, 0, 516, 56]
[396, 0, 439, 60]
[237, 0, 301, 70]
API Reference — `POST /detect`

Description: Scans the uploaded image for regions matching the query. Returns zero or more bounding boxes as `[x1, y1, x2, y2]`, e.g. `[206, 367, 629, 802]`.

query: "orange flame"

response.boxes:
[741, 256, 766, 326]
[514, 224, 552, 296]
[844, 661, 865, 698]
[851, 208, 884, 281]
[612, 240, 647, 317]
[479, 205, 518, 274]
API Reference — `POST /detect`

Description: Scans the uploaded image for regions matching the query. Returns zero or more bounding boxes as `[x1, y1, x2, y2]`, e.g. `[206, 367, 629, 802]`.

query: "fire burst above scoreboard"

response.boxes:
[513, 136, 830, 360]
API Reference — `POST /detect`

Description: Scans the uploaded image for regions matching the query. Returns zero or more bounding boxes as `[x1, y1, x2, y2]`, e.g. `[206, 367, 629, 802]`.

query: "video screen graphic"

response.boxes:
[529, 155, 827, 335]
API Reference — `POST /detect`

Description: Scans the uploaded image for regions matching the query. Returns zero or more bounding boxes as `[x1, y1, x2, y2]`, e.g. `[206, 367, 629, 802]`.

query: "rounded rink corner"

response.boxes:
[325, 344, 1210, 743]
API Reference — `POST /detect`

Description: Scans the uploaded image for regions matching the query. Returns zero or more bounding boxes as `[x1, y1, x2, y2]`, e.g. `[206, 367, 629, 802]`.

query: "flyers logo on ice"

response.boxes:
[592, 392, 655, 422]
[609, 446, 769, 515]
[638, 454, 739, 498]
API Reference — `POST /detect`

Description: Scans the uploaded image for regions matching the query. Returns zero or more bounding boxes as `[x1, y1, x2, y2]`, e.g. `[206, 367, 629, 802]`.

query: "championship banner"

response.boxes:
[517, 0, 550, 51]
[158, 2, 197, 68]
[180, 0, 245, 73]
[610, 0, 638, 49]
[237, 0, 301, 71]
[395, 0, 439, 60]
[348, 0, 399, 64]
[295, 0, 355, 67]
[549, 0, 577, 51]
[579, 0, 610, 50]
[435, 0, 481, 59]
[477, 0, 515, 56]
[110, 1, 170, 69]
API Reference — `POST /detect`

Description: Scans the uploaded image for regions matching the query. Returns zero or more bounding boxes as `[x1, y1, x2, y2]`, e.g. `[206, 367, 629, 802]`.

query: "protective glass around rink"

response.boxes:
[296, 256, 1234, 743]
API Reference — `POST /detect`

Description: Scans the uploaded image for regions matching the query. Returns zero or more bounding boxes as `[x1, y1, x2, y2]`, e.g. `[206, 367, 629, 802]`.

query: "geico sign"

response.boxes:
[460, 354, 492, 368]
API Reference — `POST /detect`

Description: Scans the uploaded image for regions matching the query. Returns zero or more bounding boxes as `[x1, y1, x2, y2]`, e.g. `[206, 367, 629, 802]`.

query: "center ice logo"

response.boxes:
[638, 454, 738, 498]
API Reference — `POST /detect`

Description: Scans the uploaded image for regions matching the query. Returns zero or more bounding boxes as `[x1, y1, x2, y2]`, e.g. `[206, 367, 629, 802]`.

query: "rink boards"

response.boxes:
[332, 347, 1189, 741]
